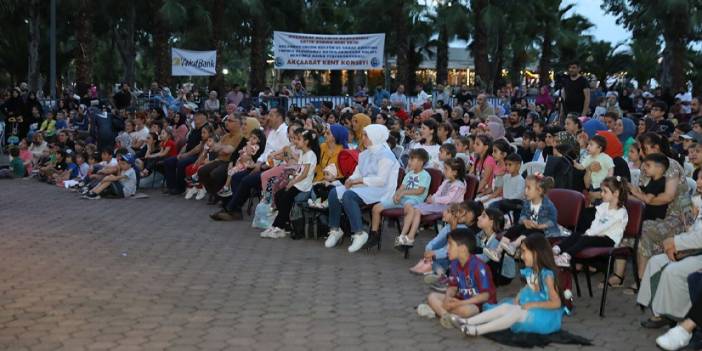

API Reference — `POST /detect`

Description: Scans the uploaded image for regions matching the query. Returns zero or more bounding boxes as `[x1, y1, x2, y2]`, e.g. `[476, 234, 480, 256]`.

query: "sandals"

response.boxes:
[598, 273, 624, 289]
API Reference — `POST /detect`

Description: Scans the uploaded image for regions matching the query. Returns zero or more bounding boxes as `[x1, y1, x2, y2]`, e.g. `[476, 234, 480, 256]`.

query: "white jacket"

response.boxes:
[585, 203, 628, 246]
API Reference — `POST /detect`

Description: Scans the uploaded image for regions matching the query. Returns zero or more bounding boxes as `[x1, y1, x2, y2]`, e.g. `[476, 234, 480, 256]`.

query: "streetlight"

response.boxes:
[222, 68, 229, 75]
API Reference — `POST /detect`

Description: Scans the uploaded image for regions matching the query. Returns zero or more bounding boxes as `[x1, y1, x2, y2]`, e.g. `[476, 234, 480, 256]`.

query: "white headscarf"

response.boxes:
[363, 124, 389, 151]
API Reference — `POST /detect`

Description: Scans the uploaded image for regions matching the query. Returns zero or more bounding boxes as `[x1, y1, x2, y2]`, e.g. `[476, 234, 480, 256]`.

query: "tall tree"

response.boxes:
[428, 0, 470, 85]
[582, 41, 632, 88]
[627, 33, 659, 88]
[603, 0, 702, 92]
[470, 0, 489, 91]
[27, 0, 41, 90]
[74, 0, 95, 93]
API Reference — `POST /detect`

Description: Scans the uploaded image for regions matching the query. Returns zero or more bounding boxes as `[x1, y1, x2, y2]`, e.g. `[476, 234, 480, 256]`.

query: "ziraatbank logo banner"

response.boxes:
[172, 48, 217, 76]
[273, 32, 385, 70]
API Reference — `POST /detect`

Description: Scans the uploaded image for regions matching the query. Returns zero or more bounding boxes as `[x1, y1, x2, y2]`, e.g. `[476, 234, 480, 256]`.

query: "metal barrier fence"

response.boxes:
[39, 93, 535, 115]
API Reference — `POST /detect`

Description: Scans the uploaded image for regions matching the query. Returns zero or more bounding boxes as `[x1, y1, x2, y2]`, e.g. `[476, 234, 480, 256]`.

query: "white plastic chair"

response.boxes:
[520, 161, 545, 176]
[629, 168, 641, 187]
[687, 177, 697, 196]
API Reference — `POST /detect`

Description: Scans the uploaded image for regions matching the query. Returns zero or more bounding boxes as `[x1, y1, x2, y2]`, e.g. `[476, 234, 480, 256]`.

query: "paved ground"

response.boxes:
[0, 180, 664, 351]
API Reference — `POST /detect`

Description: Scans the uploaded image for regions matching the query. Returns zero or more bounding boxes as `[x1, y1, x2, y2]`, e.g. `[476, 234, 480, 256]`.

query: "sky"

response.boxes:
[566, 0, 631, 44]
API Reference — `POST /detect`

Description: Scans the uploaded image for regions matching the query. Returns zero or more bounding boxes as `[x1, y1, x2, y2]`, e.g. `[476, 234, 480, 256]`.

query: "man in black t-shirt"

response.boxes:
[113, 83, 132, 110]
[506, 108, 525, 140]
[561, 62, 590, 116]
[455, 84, 473, 106]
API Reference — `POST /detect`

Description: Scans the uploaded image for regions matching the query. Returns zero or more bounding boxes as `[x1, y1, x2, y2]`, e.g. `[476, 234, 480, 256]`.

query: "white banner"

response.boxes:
[171, 48, 217, 76]
[273, 32, 385, 70]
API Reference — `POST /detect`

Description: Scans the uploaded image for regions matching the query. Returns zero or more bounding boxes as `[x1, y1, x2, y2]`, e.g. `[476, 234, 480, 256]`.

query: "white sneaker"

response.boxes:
[416, 303, 436, 319]
[324, 229, 344, 248]
[260, 227, 278, 238]
[270, 227, 289, 239]
[195, 188, 207, 200]
[555, 253, 571, 268]
[552, 245, 562, 255]
[307, 198, 316, 208]
[184, 187, 197, 199]
[348, 231, 369, 253]
[656, 326, 692, 351]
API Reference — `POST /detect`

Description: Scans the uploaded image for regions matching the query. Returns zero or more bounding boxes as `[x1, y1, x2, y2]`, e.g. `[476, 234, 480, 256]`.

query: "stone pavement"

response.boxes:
[0, 181, 663, 350]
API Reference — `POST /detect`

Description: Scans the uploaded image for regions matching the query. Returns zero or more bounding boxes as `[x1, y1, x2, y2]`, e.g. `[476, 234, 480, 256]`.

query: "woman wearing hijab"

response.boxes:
[324, 125, 400, 253]
[613, 117, 636, 159]
[351, 113, 371, 150]
[315, 124, 348, 182]
[535, 85, 554, 113]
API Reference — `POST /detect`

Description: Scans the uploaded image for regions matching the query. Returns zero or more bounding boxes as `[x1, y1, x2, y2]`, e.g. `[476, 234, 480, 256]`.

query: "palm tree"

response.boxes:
[428, 0, 470, 85]
[582, 41, 632, 89]
[74, 0, 95, 93]
[627, 32, 660, 88]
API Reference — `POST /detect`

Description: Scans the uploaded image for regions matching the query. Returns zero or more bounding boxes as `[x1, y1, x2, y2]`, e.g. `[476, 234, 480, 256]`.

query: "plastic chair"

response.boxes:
[571, 198, 644, 317]
[520, 161, 546, 177]
[379, 168, 444, 257]
[629, 168, 641, 187]
[547, 189, 586, 233]
[687, 177, 696, 196]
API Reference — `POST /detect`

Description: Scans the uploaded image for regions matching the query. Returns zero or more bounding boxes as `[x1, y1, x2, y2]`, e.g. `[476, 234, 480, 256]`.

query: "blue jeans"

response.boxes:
[328, 187, 366, 233]
[225, 170, 260, 213]
[163, 155, 197, 192]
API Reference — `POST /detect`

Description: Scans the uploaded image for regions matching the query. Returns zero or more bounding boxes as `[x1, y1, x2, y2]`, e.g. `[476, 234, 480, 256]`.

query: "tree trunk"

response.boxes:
[661, 33, 687, 93]
[394, 0, 410, 90]
[248, 15, 267, 94]
[510, 49, 526, 87]
[538, 29, 552, 86]
[489, 26, 506, 93]
[114, 0, 136, 85]
[153, 8, 171, 86]
[346, 70, 355, 94]
[436, 25, 449, 85]
[75, 0, 94, 92]
[471, 0, 489, 91]
[208, 0, 225, 96]
[330, 70, 341, 95]
[27, 0, 40, 91]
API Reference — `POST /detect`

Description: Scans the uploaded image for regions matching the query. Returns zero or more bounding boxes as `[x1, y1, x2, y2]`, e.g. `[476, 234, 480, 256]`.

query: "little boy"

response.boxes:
[417, 228, 496, 328]
[532, 133, 547, 163]
[517, 131, 535, 163]
[489, 153, 525, 221]
[0, 146, 26, 178]
[454, 136, 471, 167]
[370, 149, 431, 244]
[438, 143, 456, 170]
[418, 202, 470, 277]
[83, 153, 137, 200]
[632, 153, 670, 221]
[575, 134, 614, 201]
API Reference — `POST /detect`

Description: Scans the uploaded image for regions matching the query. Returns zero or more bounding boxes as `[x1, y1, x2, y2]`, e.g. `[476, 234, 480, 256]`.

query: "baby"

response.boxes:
[217, 136, 261, 197]
[309, 164, 343, 209]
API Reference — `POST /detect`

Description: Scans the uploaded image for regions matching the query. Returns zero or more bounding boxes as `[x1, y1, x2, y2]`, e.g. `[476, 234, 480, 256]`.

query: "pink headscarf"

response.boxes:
[536, 85, 553, 111]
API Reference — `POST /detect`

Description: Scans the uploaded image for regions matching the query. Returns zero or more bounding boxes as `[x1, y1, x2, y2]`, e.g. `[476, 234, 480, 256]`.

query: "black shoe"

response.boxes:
[641, 316, 675, 329]
[207, 195, 219, 205]
[363, 232, 380, 250]
[290, 231, 304, 240]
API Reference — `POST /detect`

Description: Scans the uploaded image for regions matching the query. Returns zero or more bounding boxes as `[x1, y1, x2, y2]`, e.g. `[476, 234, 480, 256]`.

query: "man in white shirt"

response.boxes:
[212, 108, 289, 221]
[390, 84, 408, 109]
[414, 83, 430, 108]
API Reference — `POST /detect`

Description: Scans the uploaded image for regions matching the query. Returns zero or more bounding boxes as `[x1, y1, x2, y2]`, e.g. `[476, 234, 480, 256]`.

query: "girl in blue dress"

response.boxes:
[450, 234, 565, 336]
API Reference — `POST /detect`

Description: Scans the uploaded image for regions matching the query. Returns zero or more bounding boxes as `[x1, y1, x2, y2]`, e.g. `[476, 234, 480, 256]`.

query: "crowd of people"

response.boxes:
[3, 61, 702, 349]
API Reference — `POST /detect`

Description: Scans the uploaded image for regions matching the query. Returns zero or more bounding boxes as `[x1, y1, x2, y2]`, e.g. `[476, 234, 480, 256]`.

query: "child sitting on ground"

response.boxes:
[395, 158, 467, 247]
[370, 149, 431, 240]
[82, 153, 137, 200]
[553, 176, 629, 267]
[218, 129, 265, 197]
[630, 153, 670, 221]
[449, 234, 564, 336]
[489, 153, 525, 223]
[52, 151, 80, 185]
[475, 208, 515, 286]
[0, 146, 26, 178]
[484, 175, 559, 260]
[416, 228, 497, 329]
[410, 201, 482, 277]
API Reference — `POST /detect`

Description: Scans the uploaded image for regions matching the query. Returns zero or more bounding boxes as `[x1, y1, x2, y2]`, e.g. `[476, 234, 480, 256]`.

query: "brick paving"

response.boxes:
[0, 180, 662, 350]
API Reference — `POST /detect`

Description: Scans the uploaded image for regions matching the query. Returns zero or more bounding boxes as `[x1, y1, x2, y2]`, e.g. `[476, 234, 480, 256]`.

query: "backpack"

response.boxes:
[337, 149, 359, 178]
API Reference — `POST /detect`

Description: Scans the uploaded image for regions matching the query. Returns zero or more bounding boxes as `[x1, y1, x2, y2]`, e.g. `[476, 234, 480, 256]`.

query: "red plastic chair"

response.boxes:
[547, 189, 586, 233]
[571, 198, 645, 317]
[379, 168, 444, 257]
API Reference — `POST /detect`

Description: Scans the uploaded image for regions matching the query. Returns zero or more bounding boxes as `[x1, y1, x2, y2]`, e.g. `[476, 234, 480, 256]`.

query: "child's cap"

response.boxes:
[118, 153, 135, 165]
[323, 164, 338, 178]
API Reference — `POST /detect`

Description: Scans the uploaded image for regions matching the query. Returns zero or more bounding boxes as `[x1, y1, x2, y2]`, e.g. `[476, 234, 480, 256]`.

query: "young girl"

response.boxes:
[412, 202, 482, 276]
[472, 135, 495, 196]
[628, 142, 642, 170]
[553, 176, 629, 267]
[184, 126, 216, 200]
[475, 208, 515, 286]
[396, 158, 467, 247]
[484, 175, 559, 260]
[262, 129, 320, 239]
[450, 234, 564, 336]
[218, 129, 264, 197]
[476, 139, 510, 206]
